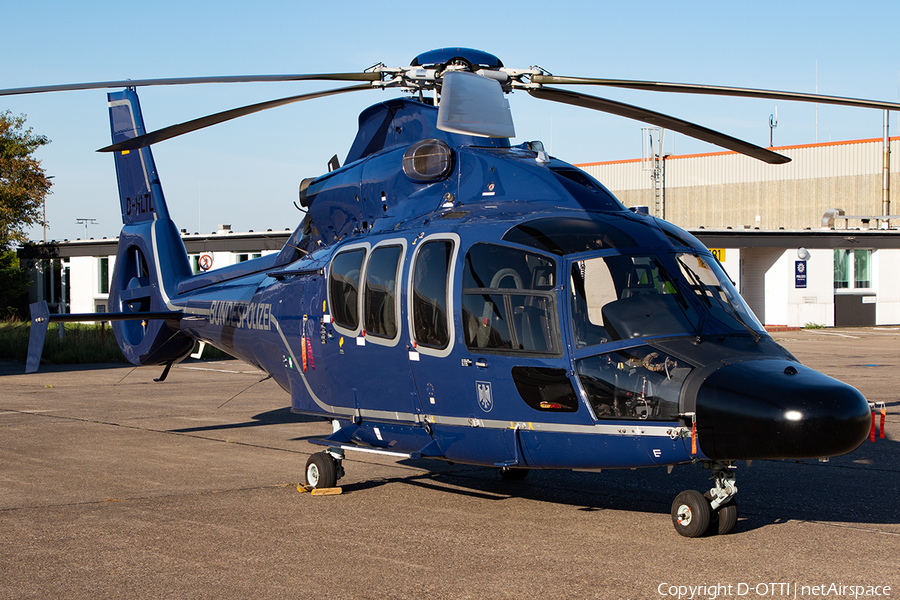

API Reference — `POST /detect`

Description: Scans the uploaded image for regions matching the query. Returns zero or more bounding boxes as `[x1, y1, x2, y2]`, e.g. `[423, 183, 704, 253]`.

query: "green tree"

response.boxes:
[0, 111, 52, 250]
[0, 249, 28, 318]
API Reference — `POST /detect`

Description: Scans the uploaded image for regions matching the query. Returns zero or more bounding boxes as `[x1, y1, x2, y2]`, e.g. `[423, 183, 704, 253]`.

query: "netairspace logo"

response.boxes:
[657, 582, 892, 599]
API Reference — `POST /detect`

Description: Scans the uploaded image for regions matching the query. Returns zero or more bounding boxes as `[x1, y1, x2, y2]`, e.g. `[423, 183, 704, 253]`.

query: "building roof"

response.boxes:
[17, 229, 294, 260]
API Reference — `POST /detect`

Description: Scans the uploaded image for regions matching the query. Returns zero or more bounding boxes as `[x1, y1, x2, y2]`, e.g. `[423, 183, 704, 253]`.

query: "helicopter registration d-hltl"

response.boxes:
[7, 48, 890, 537]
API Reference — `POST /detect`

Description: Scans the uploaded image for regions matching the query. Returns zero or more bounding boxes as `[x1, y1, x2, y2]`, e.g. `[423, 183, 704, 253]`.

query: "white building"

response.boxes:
[578, 136, 900, 328]
[688, 230, 899, 328]
[18, 225, 291, 315]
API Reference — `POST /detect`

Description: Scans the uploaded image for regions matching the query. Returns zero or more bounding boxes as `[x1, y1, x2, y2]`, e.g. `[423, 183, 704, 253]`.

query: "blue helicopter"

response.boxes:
[8, 48, 893, 537]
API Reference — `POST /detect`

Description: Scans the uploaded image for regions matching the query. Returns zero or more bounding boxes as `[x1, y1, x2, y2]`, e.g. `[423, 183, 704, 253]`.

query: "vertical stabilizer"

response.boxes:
[108, 89, 174, 224]
[106, 89, 194, 365]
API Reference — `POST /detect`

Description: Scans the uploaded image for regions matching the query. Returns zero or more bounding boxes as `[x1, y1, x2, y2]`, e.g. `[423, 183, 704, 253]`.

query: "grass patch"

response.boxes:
[0, 319, 125, 365]
[0, 319, 232, 365]
[803, 322, 825, 329]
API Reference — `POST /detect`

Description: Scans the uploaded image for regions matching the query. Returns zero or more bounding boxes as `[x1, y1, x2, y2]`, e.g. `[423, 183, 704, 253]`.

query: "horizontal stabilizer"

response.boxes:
[25, 301, 182, 374]
[25, 302, 51, 374]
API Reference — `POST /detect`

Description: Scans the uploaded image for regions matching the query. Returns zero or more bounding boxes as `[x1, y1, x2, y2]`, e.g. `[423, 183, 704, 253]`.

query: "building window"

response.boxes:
[237, 254, 249, 262]
[98, 257, 109, 294]
[834, 249, 872, 289]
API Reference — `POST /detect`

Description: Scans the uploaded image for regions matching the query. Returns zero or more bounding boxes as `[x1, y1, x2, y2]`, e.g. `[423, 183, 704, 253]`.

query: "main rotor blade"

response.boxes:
[98, 84, 373, 153]
[532, 75, 900, 111]
[529, 87, 790, 165]
[0, 72, 379, 97]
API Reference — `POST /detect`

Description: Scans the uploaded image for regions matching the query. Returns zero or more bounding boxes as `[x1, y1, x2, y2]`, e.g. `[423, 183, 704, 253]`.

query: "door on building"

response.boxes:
[833, 249, 876, 327]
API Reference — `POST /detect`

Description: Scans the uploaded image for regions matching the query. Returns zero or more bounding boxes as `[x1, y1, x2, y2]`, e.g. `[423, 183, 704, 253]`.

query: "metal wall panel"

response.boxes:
[579, 138, 900, 230]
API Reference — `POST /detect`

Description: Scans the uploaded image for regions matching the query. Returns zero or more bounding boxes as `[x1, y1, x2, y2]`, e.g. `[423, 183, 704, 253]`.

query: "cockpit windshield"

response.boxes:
[570, 251, 762, 348]
[569, 251, 764, 422]
[674, 252, 765, 337]
[570, 254, 699, 347]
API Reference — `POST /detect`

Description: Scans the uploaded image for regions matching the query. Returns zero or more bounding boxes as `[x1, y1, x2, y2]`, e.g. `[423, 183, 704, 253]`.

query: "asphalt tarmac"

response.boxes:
[1, 328, 898, 599]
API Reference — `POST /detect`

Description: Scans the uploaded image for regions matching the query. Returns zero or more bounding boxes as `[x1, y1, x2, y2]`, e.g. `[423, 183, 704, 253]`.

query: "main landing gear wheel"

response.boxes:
[671, 490, 710, 538]
[305, 452, 339, 489]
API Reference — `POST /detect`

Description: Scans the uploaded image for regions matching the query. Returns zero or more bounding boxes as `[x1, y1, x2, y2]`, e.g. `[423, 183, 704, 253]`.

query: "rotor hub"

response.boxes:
[410, 48, 503, 71]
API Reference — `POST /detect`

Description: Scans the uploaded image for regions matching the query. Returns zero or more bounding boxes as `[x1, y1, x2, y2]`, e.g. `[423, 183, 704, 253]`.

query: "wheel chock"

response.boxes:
[310, 487, 343, 496]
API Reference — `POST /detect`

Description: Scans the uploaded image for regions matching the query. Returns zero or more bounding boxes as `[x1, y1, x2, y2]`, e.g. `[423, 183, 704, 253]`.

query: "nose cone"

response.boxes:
[694, 359, 870, 460]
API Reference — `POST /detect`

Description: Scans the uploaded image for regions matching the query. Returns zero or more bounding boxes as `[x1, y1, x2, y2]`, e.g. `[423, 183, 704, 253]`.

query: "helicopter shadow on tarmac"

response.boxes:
[168, 406, 325, 433]
[169, 398, 898, 535]
[194, 399, 900, 535]
[324, 425, 900, 536]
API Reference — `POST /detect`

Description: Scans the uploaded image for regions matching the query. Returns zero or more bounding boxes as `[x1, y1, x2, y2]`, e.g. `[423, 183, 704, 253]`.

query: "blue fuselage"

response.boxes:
[170, 99, 870, 470]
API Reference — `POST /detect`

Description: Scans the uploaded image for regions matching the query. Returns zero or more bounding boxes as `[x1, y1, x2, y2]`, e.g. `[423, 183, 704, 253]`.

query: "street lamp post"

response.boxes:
[43, 175, 54, 243]
[76, 218, 98, 239]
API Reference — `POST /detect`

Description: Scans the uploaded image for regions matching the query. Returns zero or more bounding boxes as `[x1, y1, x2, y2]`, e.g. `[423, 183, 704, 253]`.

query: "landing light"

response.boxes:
[785, 410, 803, 421]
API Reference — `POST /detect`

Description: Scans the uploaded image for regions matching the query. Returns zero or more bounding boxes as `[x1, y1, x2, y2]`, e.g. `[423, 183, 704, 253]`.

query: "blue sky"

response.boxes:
[5, 0, 900, 241]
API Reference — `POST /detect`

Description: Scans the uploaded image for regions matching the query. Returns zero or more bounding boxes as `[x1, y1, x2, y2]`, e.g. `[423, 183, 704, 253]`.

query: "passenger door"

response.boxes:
[327, 240, 421, 420]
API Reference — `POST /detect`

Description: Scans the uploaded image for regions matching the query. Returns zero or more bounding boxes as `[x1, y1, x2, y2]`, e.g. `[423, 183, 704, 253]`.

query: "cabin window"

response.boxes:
[570, 254, 698, 347]
[575, 346, 691, 421]
[412, 240, 453, 349]
[364, 245, 403, 339]
[462, 243, 558, 354]
[330, 248, 366, 330]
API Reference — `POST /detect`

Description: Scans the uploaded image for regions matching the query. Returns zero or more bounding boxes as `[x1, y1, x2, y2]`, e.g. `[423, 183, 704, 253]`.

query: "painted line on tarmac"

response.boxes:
[801, 330, 860, 338]
[177, 365, 264, 375]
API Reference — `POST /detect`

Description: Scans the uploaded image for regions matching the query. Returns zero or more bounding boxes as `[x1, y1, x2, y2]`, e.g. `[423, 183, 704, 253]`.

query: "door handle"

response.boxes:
[475, 358, 489, 369]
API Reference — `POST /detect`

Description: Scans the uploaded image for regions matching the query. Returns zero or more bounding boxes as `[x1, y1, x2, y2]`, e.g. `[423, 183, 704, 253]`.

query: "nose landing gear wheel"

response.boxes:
[671, 490, 710, 538]
[305, 452, 338, 489]
[703, 462, 739, 535]
[707, 496, 738, 535]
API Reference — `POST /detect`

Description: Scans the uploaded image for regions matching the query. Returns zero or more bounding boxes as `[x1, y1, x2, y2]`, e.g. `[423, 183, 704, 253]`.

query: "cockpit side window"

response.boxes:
[412, 240, 453, 350]
[462, 243, 559, 354]
[570, 254, 698, 347]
